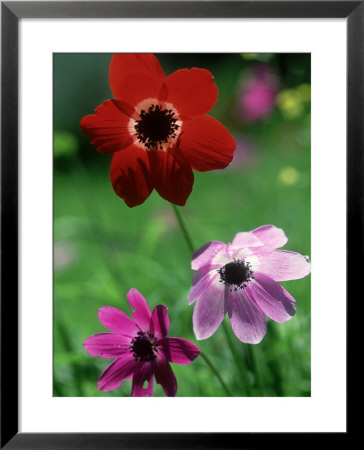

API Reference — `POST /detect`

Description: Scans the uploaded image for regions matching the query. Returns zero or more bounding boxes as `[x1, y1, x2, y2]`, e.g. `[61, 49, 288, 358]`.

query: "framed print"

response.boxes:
[1, 1, 358, 448]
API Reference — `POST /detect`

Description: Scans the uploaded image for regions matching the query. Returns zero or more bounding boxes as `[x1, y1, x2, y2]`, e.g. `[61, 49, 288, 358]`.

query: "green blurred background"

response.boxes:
[54, 53, 311, 397]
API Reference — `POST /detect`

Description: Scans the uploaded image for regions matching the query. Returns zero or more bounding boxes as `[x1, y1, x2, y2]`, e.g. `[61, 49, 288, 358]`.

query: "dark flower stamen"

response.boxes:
[218, 258, 253, 291]
[130, 331, 158, 362]
[134, 104, 179, 150]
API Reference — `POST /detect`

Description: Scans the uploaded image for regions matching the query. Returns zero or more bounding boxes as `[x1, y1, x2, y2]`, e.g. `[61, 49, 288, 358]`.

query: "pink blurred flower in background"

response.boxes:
[236, 64, 280, 123]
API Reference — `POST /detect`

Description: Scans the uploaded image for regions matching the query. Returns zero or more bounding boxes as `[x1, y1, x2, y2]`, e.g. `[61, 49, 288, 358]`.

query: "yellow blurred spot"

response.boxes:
[297, 83, 311, 102]
[278, 167, 300, 185]
[276, 89, 303, 119]
[240, 53, 258, 60]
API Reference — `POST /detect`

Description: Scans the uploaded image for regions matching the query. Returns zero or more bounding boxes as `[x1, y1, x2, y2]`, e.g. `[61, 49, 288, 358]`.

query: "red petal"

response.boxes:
[110, 145, 153, 207]
[80, 100, 133, 154]
[165, 68, 218, 118]
[148, 147, 194, 206]
[109, 53, 165, 104]
[179, 115, 236, 171]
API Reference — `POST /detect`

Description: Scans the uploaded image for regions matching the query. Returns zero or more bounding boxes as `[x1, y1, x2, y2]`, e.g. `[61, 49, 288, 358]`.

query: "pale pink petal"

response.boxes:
[226, 289, 266, 344]
[97, 354, 137, 392]
[226, 243, 256, 261]
[150, 305, 170, 339]
[131, 362, 154, 397]
[231, 231, 263, 249]
[126, 288, 152, 331]
[98, 306, 138, 336]
[252, 224, 288, 250]
[158, 337, 200, 364]
[83, 333, 130, 358]
[191, 241, 226, 270]
[193, 274, 226, 340]
[247, 273, 296, 323]
[189, 268, 218, 305]
[154, 356, 177, 397]
[256, 250, 311, 281]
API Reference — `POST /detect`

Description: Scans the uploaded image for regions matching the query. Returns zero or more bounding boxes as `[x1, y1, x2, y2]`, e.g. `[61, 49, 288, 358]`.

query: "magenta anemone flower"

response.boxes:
[189, 225, 311, 344]
[84, 289, 200, 396]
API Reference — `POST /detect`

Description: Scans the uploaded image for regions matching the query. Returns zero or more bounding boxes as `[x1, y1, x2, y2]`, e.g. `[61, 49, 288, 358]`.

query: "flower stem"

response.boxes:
[200, 351, 232, 397]
[171, 204, 195, 253]
[222, 320, 252, 395]
[247, 345, 265, 396]
[171, 204, 232, 397]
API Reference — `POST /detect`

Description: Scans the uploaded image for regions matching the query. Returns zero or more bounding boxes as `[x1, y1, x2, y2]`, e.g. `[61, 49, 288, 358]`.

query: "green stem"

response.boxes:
[171, 203, 266, 396]
[200, 352, 232, 397]
[247, 345, 265, 396]
[222, 320, 252, 395]
[171, 204, 231, 397]
[171, 204, 195, 253]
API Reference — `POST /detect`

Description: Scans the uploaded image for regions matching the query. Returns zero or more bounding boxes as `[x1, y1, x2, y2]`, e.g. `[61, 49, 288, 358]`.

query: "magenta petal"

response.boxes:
[159, 337, 200, 364]
[226, 289, 266, 344]
[189, 268, 218, 305]
[256, 250, 311, 281]
[154, 357, 177, 397]
[150, 305, 170, 339]
[252, 224, 288, 250]
[247, 273, 296, 323]
[193, 274, 225, 340]
[231, 231, 262, 249]
[191, 241, 226, 270]
[83, 333, 130, 358]
[98, 306, 138, 336]
[131, 362, 154, 397]
[126, 288, 152, 331]
[97, 354, 137, 392]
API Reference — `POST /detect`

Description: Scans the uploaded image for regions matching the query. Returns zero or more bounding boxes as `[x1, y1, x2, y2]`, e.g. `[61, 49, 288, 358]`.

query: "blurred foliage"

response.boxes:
[54, 53, 311, 397]
[276, 83, 311, 120]
[54, 130, 79, 158]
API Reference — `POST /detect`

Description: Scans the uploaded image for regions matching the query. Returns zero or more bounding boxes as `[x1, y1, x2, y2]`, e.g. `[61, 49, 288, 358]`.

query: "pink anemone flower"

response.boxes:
[84, 289, 200, 396]
[189, 225, 311, 344]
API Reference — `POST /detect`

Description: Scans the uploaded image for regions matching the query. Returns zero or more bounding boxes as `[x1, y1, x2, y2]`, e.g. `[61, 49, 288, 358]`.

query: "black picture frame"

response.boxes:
[1, 1, 358, 448]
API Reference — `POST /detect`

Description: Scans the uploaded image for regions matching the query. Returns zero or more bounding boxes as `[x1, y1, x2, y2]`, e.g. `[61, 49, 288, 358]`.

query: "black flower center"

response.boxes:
[130, 331, 158, 362]
[134, 104, 179, 150]
[218, 259, 253, 291]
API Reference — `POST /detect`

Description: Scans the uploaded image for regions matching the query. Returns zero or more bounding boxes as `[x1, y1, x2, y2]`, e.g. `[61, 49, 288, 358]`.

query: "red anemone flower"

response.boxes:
[80, 54, 236, 207]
